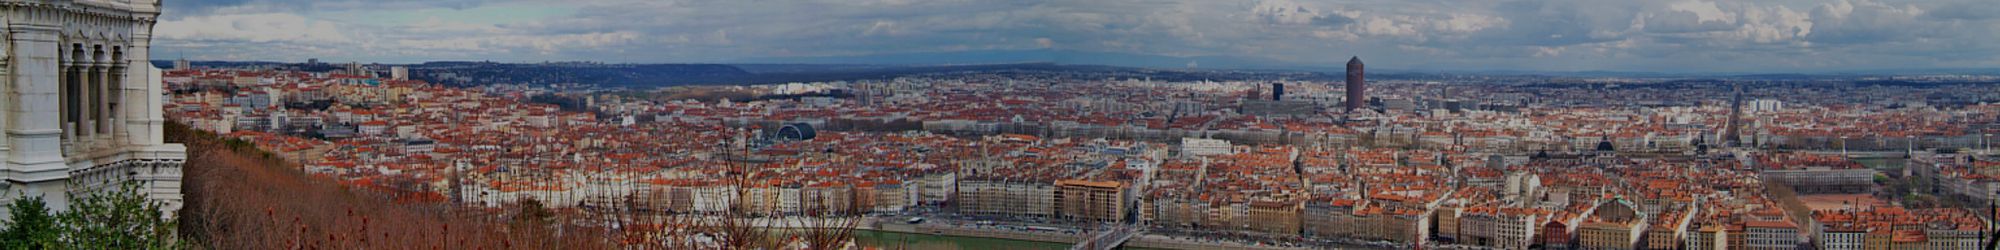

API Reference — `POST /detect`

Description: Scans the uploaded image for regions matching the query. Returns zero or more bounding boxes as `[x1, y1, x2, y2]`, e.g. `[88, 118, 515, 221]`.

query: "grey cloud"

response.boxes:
[1925, 2, 2000, 20]
[1805, 0, 1927, 44]
[1311, 14, 1355, 28]
[1477, 0, 1640, 46]
[167, 0, 495, 16]
[154, 0, 2000, 72]
[1642, 9, 1735, 33]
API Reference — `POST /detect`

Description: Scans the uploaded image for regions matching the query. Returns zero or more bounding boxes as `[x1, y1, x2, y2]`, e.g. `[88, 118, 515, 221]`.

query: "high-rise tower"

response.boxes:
[1345, 56, 1365, 112]
[1272, 82, 1284, 101]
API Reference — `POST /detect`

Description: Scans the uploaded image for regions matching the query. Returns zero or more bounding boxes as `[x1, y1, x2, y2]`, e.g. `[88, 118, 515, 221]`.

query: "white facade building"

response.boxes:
[1749, 99, 1784, 113]
[689, 185, 737, 213]
[1815, 229, 1864, 250]
[389, 66, 408, 81]
[1180, 137, 1231, 157]
[0, 0, 186, 218]
[1744, 221, 1799, 250]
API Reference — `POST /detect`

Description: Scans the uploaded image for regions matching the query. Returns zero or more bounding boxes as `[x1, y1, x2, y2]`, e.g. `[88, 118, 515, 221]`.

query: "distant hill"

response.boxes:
[158, 55, 2000, 88]
[410, 62, 1330, 88]
[149, 60, 291, 70]
[413, 62, 755, 87]
[148, 58, 1340, 87]
[730, 49, 1322, 71]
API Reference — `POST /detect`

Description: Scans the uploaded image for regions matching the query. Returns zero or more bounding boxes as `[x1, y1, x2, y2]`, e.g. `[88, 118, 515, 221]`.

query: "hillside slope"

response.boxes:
[169, 122, 613, 249]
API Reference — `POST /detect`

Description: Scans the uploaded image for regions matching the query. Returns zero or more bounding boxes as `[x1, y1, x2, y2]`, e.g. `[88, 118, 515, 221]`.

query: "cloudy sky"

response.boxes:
[155, 0, 2000, 73]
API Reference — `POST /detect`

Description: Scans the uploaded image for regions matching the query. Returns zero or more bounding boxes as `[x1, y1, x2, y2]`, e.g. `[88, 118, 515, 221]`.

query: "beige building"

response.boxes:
[1644, 208, 1695, 250]
[800, 184, 852, 215]
[1246, 200, 1301, 236]
[1493, 208, 1542, 250]
[1576, 199, 1647, 250]
[869, 182, 911, 213]
[1435, 205, 1463, 241]
[1577, 221, 1646, 250]
[957, 178, 1053, 218]
[1146, 197, 1211, 229]
[1055, 179, 1126, 222]
[1685, 224, 1727, 250]
[1459, 208, 1499, 247]
[1301, 198, 1363, 238]
[1450, 206, 1544, 249]
[1862, 229, 1891, 250]
[1356, 207, 1428, 245]
[1925, 228, 1980, 250]
[1643, 223, 1679, 250]
[1891, 230, 1926, 249]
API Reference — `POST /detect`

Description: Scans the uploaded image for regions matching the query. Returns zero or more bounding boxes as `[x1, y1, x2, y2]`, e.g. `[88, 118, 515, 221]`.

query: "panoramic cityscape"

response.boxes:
[5, 0, 2000, 249]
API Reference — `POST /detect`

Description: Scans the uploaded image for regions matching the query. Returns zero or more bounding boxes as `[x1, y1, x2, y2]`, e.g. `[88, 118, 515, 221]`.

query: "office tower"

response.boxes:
[1346, 56, 1365, 112]
[391, 66, 409, 80]
[1272, 82, 1285, 101]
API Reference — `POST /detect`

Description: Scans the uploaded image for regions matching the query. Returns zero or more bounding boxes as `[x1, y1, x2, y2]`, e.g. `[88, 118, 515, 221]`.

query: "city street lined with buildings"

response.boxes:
[5, 0, 1998, 248]
[160, 60, 2000, 249]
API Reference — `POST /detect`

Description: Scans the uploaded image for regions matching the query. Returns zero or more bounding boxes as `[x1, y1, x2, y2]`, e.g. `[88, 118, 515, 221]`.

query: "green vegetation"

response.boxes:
[0, 196, 60, 248]
[0, 182, 187, 249]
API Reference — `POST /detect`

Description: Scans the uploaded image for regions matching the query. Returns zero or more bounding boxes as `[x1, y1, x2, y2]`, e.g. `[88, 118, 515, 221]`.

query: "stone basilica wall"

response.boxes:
[0, 0, 185, 219]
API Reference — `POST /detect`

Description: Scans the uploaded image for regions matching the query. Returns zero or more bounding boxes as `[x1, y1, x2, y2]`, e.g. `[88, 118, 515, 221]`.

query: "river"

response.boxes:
[851, 230, 1174, 250]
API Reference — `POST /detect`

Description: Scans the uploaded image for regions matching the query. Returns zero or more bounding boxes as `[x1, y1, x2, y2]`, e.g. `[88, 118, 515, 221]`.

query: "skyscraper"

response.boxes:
[1272, 82, 1284, 101]
[1345, 56, 1365, 112]
[391, 66, 410, 81]
[347, 62, 365, 76]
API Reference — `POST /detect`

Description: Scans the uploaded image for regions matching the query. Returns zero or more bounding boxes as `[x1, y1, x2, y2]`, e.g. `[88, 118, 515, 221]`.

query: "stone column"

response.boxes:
[109, 63, 124, 147]
[0, 29, 10, 159]
[7, 22, 76, 209]
[59, 55, 74, 151]
[95, 56, 112, 148]
[126, 22, 159, 146]
[55, 57, 66, 143]
[81, 61, 96, 150]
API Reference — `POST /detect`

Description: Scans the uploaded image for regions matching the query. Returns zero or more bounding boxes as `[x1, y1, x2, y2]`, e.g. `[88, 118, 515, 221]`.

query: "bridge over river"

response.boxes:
[1070, 225, 1139, 250]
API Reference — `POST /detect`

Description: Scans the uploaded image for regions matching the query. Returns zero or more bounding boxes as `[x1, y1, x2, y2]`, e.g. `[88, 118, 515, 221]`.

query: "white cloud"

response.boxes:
[388, 31, 643, 55]
[1354, 17, 1418, 37]
[1640, 0, 1739, 33]
[1807, 0, 1927, 44]
[406, 17, 507, 34]
[150, 0, 2000, 71]
[1252, 0, 1323, 25]
[1432, 14, 1506, 34]
[862, 20, 903, 36]
[1670, 1, 1732, 24]
[157, 13, 351, 44]
[1731, 5, 1813, 44]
